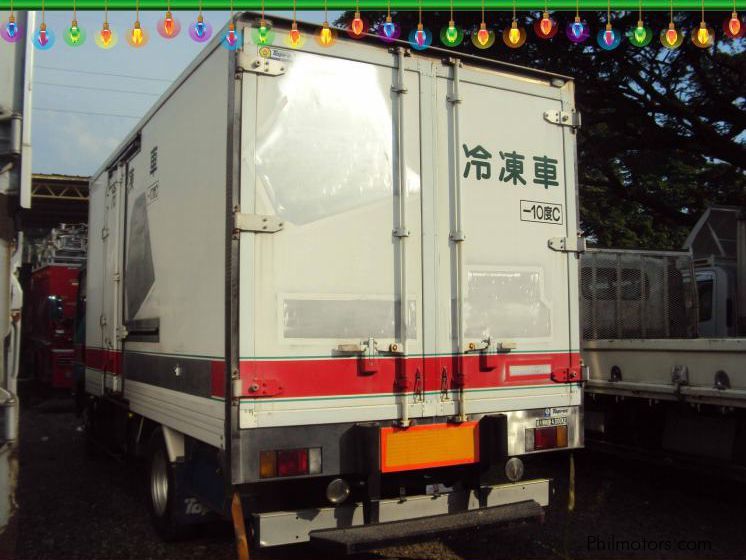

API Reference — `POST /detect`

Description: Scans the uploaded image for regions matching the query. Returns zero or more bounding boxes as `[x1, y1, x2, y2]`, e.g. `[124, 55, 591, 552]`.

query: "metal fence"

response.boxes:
[580, 249, 698, 340]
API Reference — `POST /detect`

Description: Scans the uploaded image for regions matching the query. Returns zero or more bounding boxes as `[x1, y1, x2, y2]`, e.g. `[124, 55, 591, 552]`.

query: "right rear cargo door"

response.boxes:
[430, 63, 580, 414]
[238, 44, 426, 428]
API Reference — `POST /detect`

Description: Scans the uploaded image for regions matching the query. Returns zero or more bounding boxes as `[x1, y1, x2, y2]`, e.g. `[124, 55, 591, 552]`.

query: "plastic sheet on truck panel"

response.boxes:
[282, 297, 417, 340]
[465, 268, 551, 339]
[254, 50, 419, 225]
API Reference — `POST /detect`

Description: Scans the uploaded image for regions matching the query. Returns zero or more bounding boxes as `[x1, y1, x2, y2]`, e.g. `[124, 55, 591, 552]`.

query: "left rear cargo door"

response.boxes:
[237, 45, 426, 429]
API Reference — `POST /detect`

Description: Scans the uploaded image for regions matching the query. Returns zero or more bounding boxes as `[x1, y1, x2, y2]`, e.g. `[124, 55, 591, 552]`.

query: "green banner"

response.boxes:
[0, 1, 739, 9]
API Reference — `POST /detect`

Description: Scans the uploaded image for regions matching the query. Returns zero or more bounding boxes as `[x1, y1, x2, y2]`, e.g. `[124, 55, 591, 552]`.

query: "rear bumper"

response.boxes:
[252, 478, 549, 548]
[311, 500, 543, 554]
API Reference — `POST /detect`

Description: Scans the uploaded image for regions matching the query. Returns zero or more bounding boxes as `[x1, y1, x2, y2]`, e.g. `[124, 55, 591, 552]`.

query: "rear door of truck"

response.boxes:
[428, 62, 581, 415]
[237, 42, 426, 428]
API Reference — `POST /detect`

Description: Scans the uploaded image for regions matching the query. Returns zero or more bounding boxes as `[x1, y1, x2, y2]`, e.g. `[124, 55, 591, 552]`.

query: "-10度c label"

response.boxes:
[520, 200, 563, 225]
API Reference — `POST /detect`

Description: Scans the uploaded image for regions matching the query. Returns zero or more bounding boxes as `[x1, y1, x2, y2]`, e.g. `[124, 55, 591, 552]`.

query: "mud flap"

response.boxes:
[171, 461, 221, 526]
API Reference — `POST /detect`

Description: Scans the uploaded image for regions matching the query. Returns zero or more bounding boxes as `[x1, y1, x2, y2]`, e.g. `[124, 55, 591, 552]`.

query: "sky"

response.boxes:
[29, 9, 338, 176]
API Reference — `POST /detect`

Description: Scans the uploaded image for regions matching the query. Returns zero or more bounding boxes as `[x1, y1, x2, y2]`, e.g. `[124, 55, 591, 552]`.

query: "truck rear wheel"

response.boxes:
[147, 428, 188, 541]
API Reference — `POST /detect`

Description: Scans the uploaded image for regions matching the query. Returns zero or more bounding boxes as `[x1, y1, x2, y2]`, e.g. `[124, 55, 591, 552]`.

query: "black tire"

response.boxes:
[146, 428, 189, 541]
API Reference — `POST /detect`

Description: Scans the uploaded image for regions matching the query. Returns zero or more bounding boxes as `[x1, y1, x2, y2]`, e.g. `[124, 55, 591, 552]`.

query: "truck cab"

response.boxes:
[695, 259, 737, 338]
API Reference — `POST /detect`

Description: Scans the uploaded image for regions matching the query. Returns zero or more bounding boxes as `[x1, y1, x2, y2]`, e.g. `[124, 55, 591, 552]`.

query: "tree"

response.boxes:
[337, 10, 746, 249]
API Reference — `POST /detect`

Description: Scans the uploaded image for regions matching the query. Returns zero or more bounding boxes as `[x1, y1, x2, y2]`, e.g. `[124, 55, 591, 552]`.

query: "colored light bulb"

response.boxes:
[257, 20, 269, 43]
[195, 16, 206, 38]
[289, 22, 301, 46]
[39, 23, 48, 46]
[477, 22, 489, 45]
[665, 23, 678, 45]
[508, 21, 520, 44]
[729, 12, 741, 35]
[163, 11, 174, 35]
[697, 21, 709, 44]
[634, 20, 646, 42]
[131, 21, 143, 45]
[446, 20, 458, 43]
[157, 11, 181, 39]
[540, 12, 553, 35]
[572, 17, 584, 38]
[414, 23, 425, 46]
[6, 16, 17, 38]
[100, 22, 112, 45]
[383, 16, 395, 38]
[68, 20, 81, 43]
[604, 23, 614, 45]
[351, 11, 364, 36]
[226, 23, 236, 46]
[188, 14, 212, 43]
[320, 22, 332, 46]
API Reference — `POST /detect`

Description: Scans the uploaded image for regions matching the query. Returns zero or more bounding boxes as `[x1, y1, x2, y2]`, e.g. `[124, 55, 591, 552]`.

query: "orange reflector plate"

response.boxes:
[380, 422, 480, 473]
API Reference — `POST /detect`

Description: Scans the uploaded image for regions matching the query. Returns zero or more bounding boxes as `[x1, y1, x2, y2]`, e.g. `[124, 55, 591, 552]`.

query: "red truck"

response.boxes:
[25, 265, 80, 389]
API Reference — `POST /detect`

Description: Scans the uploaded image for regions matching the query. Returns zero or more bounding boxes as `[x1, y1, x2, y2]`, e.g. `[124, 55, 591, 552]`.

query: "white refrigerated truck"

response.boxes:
[83, 14, 584, 552]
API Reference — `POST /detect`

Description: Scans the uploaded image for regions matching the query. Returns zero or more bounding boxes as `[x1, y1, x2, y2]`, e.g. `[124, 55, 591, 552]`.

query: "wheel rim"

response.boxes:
[150, 449, 169, 517]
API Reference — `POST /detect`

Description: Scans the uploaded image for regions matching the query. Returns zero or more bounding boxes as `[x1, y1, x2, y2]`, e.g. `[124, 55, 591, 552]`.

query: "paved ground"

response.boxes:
[5, 397, 746, 560]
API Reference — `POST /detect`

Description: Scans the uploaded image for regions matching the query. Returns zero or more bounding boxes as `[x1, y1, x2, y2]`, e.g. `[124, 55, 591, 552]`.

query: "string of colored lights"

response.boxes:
[0, 0, 739, 6]
[3, 3, 745, 47]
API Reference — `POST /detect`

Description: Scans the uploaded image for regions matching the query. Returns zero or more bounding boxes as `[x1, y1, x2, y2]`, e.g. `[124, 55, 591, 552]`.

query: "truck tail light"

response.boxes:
[259, 450, 277, 478]
[525, 425, 568, 452]
[260, 447, 322, 478]
[278, 449, 308, 477]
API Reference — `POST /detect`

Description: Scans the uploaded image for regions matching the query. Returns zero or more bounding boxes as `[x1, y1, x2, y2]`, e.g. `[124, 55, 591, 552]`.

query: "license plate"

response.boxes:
[536, 416, 568, 427]
[380, 422, 480, 473]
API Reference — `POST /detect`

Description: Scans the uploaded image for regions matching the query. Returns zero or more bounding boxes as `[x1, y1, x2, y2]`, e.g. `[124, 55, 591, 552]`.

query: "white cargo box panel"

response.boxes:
[86, 44, 231, 448]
